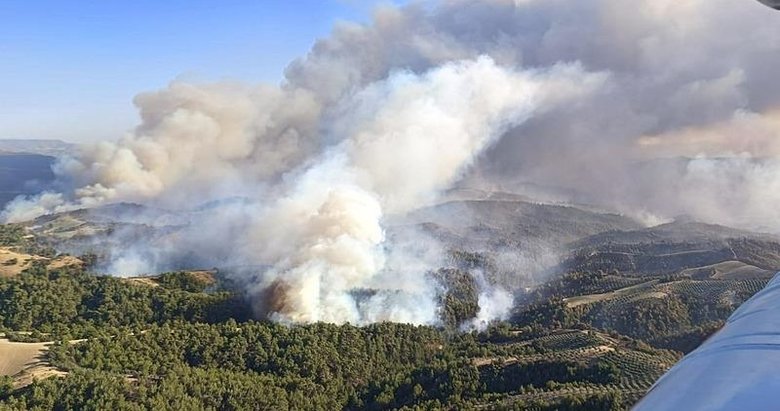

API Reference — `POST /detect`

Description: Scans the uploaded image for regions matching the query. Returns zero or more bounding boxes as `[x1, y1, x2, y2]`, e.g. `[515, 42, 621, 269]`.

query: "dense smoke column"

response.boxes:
[239, 58, 605, 324]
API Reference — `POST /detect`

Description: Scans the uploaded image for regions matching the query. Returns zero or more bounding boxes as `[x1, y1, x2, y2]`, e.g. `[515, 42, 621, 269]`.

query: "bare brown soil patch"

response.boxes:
[0, 248, 39, 277]
[124, 277, 160, 287]
[46, 255, 84, 270]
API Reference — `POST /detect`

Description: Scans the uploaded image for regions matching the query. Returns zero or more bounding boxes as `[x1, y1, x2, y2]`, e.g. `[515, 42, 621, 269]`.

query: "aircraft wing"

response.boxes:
[758, 0, 780, 9]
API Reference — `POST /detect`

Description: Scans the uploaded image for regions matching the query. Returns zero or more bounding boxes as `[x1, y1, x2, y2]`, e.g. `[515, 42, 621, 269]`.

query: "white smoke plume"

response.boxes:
[5, 0, 780, 324]
[232, 58, 604, 324]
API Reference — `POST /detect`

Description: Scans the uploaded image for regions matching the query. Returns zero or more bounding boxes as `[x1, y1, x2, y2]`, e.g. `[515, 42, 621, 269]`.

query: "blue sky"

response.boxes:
[0, 1, 402, 142]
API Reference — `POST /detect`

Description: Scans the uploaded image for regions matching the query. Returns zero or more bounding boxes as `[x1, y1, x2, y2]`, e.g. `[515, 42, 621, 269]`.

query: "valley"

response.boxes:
[0, 195, 777, 409]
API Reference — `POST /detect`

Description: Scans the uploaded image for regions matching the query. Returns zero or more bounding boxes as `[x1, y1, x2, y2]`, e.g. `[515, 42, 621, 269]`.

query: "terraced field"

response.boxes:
[520, 269, 773, 355]
[532, 330, 607, 350]
[565, 221, 780, 279]
[564, 280, 659, 308]
[662, 278, 768, 300]
[567, 278, 768, 310]
[680, 260, 774, 280]
[471, 329, 680, 408]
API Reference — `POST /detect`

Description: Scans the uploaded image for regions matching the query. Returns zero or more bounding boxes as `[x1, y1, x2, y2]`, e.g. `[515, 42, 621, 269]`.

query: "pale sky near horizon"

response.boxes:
[0, 1, 404, 143]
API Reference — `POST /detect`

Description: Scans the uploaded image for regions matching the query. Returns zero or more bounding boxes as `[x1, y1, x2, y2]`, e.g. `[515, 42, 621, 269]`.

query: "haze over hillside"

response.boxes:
[3, 188, 778, 409]
[0, 139, 72, 210]
[0, 154, 55, 210]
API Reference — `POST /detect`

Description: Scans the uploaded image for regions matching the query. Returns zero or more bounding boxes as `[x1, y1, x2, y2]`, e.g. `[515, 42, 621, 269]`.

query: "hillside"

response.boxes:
[0, 242, 750, 410]
[563, 221, 780, 277]
[17, 196, 644, 281]
[1, 201, 778, 409]
[401, 197, 642, 250]
[516, 269, 769, 354]
[0, 257, 679, 410]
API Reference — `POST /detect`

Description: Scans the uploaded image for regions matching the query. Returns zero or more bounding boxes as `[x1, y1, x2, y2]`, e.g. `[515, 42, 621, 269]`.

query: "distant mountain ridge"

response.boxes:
[0, 139, 75, 157]
[0, 139, 72, 209]
[0, 153, 56, 209]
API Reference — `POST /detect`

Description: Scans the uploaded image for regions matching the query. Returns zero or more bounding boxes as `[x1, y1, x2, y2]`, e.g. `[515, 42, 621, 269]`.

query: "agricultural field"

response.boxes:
[514, 270, 771, 353]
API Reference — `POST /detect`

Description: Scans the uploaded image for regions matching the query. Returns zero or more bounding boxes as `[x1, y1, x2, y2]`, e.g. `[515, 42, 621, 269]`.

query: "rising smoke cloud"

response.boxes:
[234, 58, 604, 323]
[4, 0, 780, 325]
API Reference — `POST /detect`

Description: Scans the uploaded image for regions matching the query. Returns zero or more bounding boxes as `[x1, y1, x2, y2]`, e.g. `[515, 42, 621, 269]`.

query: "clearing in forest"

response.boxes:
[0, 337, 67, 388]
